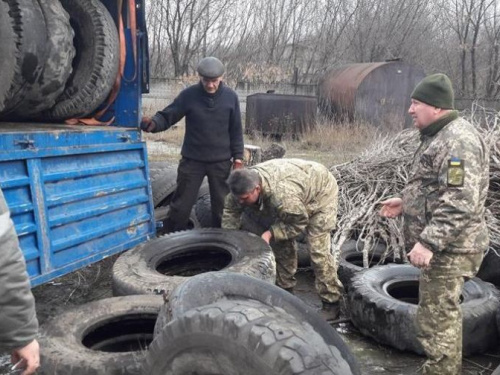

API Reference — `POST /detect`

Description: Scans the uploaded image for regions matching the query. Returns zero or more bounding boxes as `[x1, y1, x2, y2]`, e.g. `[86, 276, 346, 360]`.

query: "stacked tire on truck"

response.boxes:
[0, 0, 118, 120]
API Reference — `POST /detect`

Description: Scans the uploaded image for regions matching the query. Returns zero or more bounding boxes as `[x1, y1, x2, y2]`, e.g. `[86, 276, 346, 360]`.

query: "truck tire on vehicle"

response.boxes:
[0, 0, 47, 115]
[112, 229, 276, 297]
[0, 1, 17, 112]
[146, 299, 356, 375]
[40, 295, 162, 375]
[338, 239, 393, 290]
[11, 0, 75, 117]
[43, 0, 119, 120]
[347, 264, 500, 356]
[155, 271, 361, 375]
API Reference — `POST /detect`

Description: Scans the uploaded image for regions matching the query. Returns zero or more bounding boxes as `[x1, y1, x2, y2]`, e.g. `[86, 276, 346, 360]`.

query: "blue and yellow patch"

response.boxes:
[447, 157, 464, 187]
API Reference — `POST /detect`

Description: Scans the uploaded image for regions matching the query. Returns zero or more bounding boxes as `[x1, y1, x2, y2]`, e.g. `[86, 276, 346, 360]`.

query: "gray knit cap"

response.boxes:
[197, 57, 225, 78]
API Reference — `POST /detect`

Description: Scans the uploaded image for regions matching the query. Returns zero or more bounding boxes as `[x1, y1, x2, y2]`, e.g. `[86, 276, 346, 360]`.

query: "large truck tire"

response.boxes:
[338, 239, 393, 290]
[476, 248, 500, 287]
[149, 162, 177, 207]
[0, 0, 47, 115]
[347, 264, 500, 356]
[11, 0, 75, 117]
[112, 229, 276, 297]
[40, 295, 162, 375]
[155, 271, 361, 375]
[154, 205, 200, 236]
[146, 299, 356, 375]
[43, 0, 119, 120]
[0, 1, 17, 112]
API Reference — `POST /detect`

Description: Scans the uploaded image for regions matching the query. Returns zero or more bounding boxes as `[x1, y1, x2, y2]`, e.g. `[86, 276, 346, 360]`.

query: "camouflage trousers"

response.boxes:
[272, 230, 342, 303]
[416, 252, 483, 375]
[241, 195, 342, 303]
[271, 194, 342, 303]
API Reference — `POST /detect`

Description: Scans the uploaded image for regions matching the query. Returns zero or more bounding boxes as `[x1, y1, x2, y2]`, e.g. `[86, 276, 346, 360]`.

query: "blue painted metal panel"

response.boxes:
[0, 0, 153, 287]
[0, 128, 155, 287]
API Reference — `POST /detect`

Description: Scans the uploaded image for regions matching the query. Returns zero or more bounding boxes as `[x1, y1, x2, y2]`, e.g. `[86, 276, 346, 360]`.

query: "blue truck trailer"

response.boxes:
[0, 0, 155, 287]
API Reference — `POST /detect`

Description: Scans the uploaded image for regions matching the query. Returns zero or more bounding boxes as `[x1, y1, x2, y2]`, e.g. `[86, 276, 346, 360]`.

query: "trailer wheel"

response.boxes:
[40, 295, 162, 375]
[11, 0, 75, 117]
[146, 299, 355, 375]
[154, 271, 361, 375]
[112, 229, 276, 297]
[338, 239, 393, 290]
[0, 0, 47, 114]
[347, 264, 500, 356]
[43, 0, 119, 120]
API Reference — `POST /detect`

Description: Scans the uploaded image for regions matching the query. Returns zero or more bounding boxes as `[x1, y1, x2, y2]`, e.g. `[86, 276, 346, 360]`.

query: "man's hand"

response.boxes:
[408, 242, 433, 269]
[11, 339, 40, 375]
[140, 116, 156, 132]
[233, 159, 244, 170]
[261, 230, 273, 244]
[379, 197, 403, 218]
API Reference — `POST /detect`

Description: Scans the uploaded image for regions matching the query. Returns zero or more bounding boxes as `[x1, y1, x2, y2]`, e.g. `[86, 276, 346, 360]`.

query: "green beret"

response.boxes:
[411, 73, 454, 109]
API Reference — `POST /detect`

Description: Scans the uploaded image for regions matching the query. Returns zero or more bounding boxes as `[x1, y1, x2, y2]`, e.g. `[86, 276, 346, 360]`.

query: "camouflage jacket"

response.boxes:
[0, 189, 38, 350]
[402, 112, 489, 254]
[222, 159, 338, 241]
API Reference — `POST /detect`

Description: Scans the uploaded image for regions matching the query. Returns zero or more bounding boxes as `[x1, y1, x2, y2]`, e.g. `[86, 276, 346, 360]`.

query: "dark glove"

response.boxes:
[140, 116, 156, 132]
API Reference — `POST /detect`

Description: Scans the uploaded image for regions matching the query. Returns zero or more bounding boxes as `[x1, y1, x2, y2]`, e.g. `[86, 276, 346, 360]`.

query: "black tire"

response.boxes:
[43, 0, 119, 120]
[477, 248, 500, 287]
[155, 271, 361, 375]
[154, 205, 200, 236]
[338, 239, 393, 290]
[112, 229, 276, 297]
[194, 192, 212, 227]
[0, 1, 17, 112]
[347, 264, 500, 356]
[493, 365, 500, 375]
[0, 0, 47, 114]
[39, 295, 162, 375]
[11, 0, 75, 117]
[146, 299, 356, 375]
[297, 242, 311, 267]
[149, 162, 177, 207]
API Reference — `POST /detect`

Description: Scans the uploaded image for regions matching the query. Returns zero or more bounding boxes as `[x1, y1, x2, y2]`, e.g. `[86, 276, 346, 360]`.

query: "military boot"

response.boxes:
[319, 301, 340, 321]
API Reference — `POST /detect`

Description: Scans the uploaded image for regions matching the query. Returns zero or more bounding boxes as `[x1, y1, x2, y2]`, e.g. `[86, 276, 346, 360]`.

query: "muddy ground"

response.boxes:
[1, 254, 499, 375]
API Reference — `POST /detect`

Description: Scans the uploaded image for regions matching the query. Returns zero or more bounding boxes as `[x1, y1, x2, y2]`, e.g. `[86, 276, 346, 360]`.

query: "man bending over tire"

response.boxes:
[0, 188, 40, 375]
[380, 74, 489, 375]
[141, 57, 244, 232]
[222, 158, 343, 320]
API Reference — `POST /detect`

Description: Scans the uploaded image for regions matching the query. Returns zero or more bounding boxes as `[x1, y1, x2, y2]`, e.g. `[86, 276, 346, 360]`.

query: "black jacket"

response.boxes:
[152, 82, 244, 163]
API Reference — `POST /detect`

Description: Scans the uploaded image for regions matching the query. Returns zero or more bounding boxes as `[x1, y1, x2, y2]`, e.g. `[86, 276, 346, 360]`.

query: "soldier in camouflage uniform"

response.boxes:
[222, 158, 343, 320]
[380, 74, 489, 375]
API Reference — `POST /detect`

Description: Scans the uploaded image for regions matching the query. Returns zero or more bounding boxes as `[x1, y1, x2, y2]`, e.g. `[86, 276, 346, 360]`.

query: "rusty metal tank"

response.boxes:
[317, 61, 425, 128]
[245, 93, 317, 136]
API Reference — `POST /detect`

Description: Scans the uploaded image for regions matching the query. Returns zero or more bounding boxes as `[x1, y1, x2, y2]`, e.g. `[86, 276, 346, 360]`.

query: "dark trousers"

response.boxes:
[166, 157, 232, 232]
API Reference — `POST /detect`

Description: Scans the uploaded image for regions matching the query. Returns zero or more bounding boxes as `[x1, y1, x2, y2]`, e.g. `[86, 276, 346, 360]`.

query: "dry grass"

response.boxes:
[144, 119, 384, 167]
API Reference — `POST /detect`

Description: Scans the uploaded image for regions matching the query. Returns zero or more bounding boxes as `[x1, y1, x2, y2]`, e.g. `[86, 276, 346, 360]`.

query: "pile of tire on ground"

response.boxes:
[0, 0, 119, 121]
[146, 271, 362, 375]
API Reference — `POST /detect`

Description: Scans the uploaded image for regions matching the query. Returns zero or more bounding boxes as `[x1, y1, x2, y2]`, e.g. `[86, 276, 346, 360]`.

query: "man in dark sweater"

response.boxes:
[141, 57, 244, 231]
